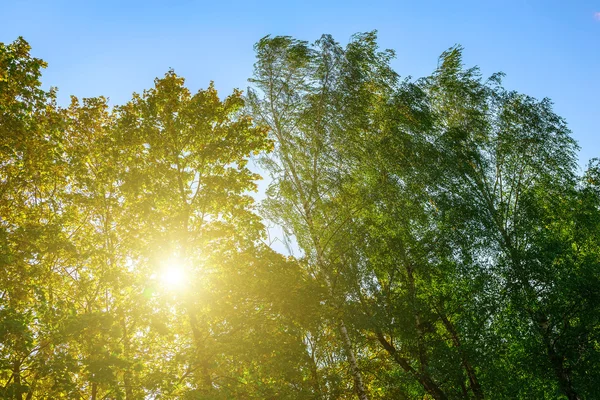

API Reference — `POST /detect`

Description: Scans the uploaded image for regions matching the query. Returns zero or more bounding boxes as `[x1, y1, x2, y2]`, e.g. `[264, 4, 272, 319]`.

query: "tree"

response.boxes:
[0, 36, 68, 399]
[248, 33, 600, 399]
[112, 70, 315, 398]
[1, 38, 324, 399]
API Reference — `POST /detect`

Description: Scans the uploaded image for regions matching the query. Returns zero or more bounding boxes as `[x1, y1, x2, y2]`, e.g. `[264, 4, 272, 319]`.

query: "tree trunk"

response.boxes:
[122, 321, 134, 400]
[546, 345, 580, 400]
[91, 382, 97, 400]
[537, 315, 580, 400]
[13, 361, 23, 400]
[438, 312, 483, 400]
[339, 320, 369, 400]
[376, 331, 448, 400]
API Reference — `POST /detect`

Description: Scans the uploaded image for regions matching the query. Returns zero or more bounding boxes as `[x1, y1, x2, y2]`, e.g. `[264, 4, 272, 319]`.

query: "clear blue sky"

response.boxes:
[2, 0, 599, 168]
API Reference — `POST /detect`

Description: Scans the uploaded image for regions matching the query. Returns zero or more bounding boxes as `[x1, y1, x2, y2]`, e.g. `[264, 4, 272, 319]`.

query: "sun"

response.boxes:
[159, 257, 188, 288]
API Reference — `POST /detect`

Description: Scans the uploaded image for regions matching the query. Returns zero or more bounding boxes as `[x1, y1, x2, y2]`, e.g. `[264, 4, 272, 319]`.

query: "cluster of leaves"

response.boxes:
[1, 33, 599, 399]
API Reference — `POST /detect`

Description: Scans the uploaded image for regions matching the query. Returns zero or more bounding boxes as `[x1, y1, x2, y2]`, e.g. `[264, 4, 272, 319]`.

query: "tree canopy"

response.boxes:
[1, 34, 599, 399]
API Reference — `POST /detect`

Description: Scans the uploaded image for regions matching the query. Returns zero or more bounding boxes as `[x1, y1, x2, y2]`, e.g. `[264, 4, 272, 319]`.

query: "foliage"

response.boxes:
[1, 35, 598, 399]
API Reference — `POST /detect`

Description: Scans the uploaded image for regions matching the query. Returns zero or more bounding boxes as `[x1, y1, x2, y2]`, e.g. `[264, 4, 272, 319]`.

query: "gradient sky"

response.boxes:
[2, 0, 599, 168]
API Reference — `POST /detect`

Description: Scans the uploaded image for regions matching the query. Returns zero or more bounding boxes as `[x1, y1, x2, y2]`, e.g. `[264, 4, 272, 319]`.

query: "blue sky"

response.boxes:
[2, 0, 599, 168]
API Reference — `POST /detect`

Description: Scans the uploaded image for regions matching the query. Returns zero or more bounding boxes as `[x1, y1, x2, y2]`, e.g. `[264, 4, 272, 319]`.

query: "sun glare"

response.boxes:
[160, 258, 187, 288]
